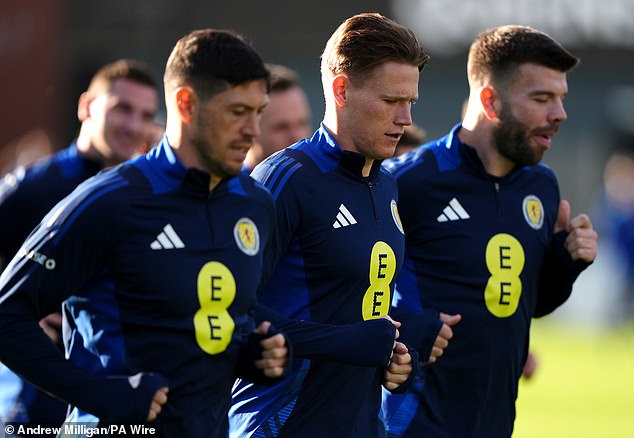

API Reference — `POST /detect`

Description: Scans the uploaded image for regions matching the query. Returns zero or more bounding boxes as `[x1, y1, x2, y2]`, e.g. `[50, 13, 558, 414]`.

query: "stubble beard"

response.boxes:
[491, 102, 540, 167]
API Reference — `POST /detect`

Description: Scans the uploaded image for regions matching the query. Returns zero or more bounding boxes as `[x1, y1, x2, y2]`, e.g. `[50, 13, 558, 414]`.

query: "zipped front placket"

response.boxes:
[205, 190, 216, 245]
[494, 181, 501, 216]
[367, 181, 379, 221]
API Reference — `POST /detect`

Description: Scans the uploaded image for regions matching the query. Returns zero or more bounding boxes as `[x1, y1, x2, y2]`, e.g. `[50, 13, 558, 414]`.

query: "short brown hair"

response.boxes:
[320, 13, 430, 84]
[467, 25, 579, 88]
[266, 63, 302, 93]
[86, 58, 159, 99]
[164, 28, 270, 99]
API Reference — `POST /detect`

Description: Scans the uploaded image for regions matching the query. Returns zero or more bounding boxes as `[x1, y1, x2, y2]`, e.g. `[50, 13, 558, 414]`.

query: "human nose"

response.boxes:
[126, 112, 149, 135]
[243, 112, 261, 137]
[395, 102, 412, 126]
[550, 98, 567, 124]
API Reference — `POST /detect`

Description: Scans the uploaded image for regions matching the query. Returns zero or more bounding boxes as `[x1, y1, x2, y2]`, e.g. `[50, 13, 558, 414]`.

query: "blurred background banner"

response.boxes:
[0, 1, 632, 435]
[393, 0, 634, 53]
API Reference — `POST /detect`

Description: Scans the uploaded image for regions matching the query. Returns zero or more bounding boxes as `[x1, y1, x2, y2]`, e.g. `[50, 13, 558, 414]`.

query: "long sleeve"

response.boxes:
[0, 294, 165, 423]
[534, 230, 592, 317]
[254, 302, 396, 367]
[0, 185, 166, 424]
[391, 306, 442, 363]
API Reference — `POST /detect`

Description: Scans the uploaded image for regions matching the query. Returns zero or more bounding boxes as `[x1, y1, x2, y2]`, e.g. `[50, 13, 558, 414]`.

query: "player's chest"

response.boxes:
[107, 197, 270, 311]
[410, 177, 556, 266]
[298, 177, 405, 280]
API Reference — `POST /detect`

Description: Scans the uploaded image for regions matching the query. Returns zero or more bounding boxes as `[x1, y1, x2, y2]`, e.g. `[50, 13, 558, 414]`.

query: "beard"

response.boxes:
[190, 112, 241, 181]
[192, 137, 241, 182]
[491, 102, 540, 167]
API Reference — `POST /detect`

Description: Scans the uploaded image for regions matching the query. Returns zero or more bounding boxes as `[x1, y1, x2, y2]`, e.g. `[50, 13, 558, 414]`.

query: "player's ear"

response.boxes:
[77, 92, 91, 122]
[176, 87, 195, 123]
[479, 86, 498, 120]
[332, 74, 348, 107]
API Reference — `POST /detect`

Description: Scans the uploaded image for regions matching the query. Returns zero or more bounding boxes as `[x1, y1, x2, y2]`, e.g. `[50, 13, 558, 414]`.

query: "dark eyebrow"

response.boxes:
[382, 94, 418, 103]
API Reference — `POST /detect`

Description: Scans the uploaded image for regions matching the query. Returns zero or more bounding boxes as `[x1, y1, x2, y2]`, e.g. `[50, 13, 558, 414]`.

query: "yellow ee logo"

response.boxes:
[193, 261, 236, 355]
[484, 233, 525, 318]
[362, 241, 396, 320]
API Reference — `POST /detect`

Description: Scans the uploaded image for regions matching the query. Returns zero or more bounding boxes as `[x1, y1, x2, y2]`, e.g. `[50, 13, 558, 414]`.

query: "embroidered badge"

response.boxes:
[391, 199, 404, 234]
[522, 195, 544, 230]
[234, 217, 259, 256]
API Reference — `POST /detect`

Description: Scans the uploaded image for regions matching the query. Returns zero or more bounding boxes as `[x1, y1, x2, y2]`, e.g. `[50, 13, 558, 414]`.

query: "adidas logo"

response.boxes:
[332, 203, 357, 229]
[150, 224, 185, 249]
[437, 198, 470, 222]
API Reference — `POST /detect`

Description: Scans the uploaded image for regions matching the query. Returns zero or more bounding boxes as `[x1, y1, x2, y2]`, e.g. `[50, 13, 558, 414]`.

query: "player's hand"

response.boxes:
[254, 321, 288, 378]
[522, 351, 539, 380]
[381, 314, 401, 349]
[39, 312, 63, 344]
[555, 200, 597, 263]
[383, 341, 412, 391]
[147, 387, 169, 421]
[427, 313, 461, 364]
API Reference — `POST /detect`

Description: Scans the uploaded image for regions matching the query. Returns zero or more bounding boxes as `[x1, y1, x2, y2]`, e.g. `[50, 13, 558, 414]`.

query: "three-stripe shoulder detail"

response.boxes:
[51, 173, 129, 243]
[256, 155, 303, 200]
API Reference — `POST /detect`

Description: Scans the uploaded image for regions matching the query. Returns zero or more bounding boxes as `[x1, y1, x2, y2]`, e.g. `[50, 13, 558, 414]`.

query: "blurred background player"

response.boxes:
[0, 58, 159, 269]
[0, 58, 159, 430]
[243, 63, 312, 172]
[591, 145, 634, 320]
[137, 120, 167, 155]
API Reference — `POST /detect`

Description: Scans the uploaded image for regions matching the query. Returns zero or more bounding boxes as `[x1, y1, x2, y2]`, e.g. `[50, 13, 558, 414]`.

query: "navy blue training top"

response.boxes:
[0, 143, 103, 426]
[0, 143, 102, 265]
[0, 139, 276, 438]
[230, 125, 406, 438]
[382, 124, 589, 438]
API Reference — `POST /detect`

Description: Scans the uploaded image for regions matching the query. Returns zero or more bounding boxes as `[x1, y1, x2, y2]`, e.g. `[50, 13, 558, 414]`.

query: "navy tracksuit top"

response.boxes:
[230, 125, 406, 438]
[0, 139, 277, 437]
[382, 124, 589, 438]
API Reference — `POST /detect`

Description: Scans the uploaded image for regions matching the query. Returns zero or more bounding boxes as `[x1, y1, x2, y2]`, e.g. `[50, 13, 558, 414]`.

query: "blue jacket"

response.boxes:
[0, 139, 280, 437]
[230, 125, 408, 438]
[0, 143, 102, 426]
[381, 124, 589, 438]
[0, 143, 102, 265]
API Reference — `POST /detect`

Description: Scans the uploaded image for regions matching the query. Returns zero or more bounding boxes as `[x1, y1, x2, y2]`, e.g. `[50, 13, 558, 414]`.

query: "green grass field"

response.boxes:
[513, 320, 634, 438]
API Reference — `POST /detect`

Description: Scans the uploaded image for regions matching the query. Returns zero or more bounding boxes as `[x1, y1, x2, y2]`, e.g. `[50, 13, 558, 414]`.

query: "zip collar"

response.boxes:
[132, 136, 239, 197]
[305, 123, 383, 182]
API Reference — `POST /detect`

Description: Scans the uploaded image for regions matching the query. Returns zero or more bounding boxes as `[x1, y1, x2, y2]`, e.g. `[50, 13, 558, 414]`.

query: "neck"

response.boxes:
[75, 131, 108, 167]
[165, 130, 221, 192]
[322, 119, 374, 178]
[457, 122, 513, 177]
[362, 158, 373, 177]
